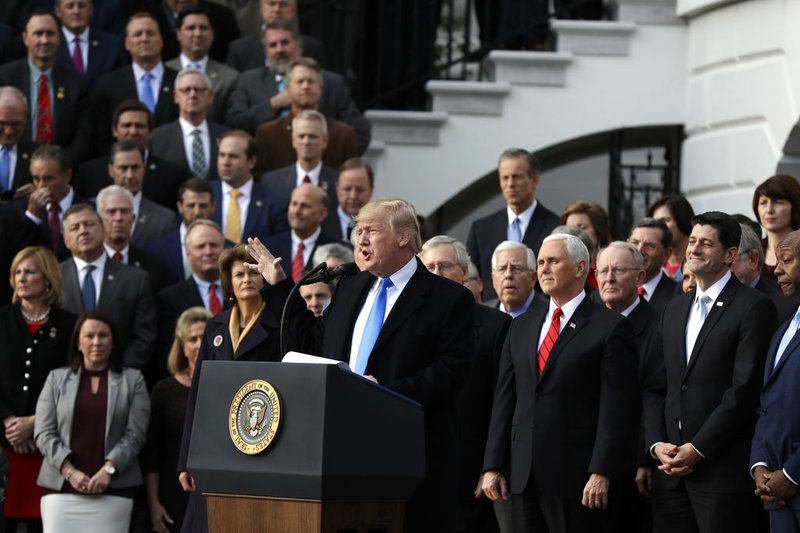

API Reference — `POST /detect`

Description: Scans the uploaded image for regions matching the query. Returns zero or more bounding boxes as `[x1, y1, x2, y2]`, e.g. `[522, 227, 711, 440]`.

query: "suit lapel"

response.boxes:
[524, 300, 548, 379]
[371, 264, 429, 355]
[538, 298, 591, 382]
[243, 186, 265, 238]
[98, 259, 121, 309]
[172, 122, 189, 167]
[61, 369, 80, 445]
[105, 370, 121, 439]
[767, 324, 800, 385]
[686, 278, 737, 375]
[52, 67, 67, 142]
[328, 273, 373, 360]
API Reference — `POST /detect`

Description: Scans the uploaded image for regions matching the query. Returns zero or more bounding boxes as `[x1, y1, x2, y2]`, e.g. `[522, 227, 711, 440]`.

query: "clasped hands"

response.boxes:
[653, 442, 702, 476]
[753, 465, 797, 506]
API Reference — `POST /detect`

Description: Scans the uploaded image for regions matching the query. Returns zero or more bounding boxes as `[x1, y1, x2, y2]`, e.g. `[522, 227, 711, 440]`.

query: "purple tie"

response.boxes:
[72, 38, 85, 74]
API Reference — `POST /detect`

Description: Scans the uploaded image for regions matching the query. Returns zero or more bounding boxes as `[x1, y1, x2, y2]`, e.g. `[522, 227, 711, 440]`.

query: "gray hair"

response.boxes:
[467, 260, 479, 278]
[96, 185, 134, 214]
[497, 148, 540, 176]
[0, 86, 29, 117]
[312, 242, 354, 266]
[292, 109, 328, 136]
[598, 241, 643, 269]
[175, 68, 213, 91]
[490, 240, 536, 270]
[738, 223, 764, 269]
[542, 233, 590, 267]
[184, 218, 224, 246]
[551, 224, 593, 256]
[420, 235, 471, 269]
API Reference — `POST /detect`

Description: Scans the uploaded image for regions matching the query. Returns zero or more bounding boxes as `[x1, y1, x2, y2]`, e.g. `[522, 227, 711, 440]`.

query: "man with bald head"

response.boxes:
[419, 235, 511, 533]
[262, 183, 336, 281]
[483, 234, 639, 533]
[752, 229, 800, 532]
[0, 86, 34, 194]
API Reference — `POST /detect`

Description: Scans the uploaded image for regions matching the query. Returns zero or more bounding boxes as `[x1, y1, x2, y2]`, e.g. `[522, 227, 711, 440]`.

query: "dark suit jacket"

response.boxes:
[754, 274, 798, 324]
[647, 273, 679, 315]
[144, 229, 185, 286]
[13, 188, 89, 261]
[59, 257, 157, 370]
[91, 64, 179, 153]
[253, 114, 357, 175]
[177, 301, 282, 472]
[466, 203, 560, 301]
[73, 153, 189, 211]
[484, 295, 639, 497]
[226, 67, 370, 154]
[0, 60, 91, 162]
[225, 33, 326, 73]
[645, 275, 777, 492]
[264, 258, 474, 530]
[261, 162, 337, 203]
[210, 179, 289, 243]
[262, 230, 338, 273]
[128, 245, 171, 294]
[131, 197, 179, 248]
[55, 28, 127, 88]
[457, 305, 511, 498]
[0, 203, 41, 303]
[9, 140, 35, 190]
[751, 312, 800, 510]
[149, 119, 229, 181]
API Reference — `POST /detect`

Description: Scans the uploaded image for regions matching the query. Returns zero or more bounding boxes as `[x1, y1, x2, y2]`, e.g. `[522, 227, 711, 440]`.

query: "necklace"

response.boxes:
[20, 306, 50, 323]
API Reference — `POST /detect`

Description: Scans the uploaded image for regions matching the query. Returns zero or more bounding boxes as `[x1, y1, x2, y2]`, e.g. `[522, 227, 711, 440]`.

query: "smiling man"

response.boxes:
[646, 211, 777, 533]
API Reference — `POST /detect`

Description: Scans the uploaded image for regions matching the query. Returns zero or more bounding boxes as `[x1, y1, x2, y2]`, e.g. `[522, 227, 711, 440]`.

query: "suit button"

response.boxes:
[22, 386, 28, 392]
[535, 394, 543, 399]
[25, 360, 31, 366]
[681, 385, 687, 391]
[33, 339, 37, 344]
[24, 373, 30, 379]
[26, 347, 32, 354]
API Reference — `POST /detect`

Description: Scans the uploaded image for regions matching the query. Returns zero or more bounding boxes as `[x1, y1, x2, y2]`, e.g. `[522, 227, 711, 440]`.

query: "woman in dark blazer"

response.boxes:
[176, 245, 283, 533]
[0, 246, 77, 533]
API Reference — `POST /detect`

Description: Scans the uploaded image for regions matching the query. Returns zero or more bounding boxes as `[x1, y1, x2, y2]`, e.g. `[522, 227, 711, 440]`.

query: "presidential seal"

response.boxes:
[229, 380, 282, 455]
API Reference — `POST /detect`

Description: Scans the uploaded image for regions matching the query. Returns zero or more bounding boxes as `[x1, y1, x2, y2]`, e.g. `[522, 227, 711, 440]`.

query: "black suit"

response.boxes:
[225, 32, 327, 72]
[149, 119, 229, 181]
[754, 274, 798, 323]
[265, 258, 474, 532]
[483, 295, 639, 532]
[458, 305, 511, 533]
[0, 203, 40, 304]
[466, 203, 560, 301]
[647, 273, 679, 315]
[54, 28, 127, 89]
[645, 275, 777, 533]
[127, 245, 171, 294]
[91, 64, 179, 153]
[73, 153, 189, 211]
[0, 60, 91, 162]
[7, 140, 35, 191]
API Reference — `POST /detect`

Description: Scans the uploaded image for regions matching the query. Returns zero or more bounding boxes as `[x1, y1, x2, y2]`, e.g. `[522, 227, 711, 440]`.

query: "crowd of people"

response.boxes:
[3, 3, 800, 533]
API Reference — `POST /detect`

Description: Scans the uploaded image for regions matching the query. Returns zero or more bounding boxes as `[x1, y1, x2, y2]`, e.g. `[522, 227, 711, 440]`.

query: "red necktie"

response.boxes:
[112, 252, 123, 262]
[292, 241, 305, 282]
[302, 175, 311, 184]
[48, 203, 61, 253]
[537, 308, 562, 376]
[72, 38, 85, 74]
[209, 282, 222, 315]
[638, 287, 646, 297]
[36, 74, 52, 144]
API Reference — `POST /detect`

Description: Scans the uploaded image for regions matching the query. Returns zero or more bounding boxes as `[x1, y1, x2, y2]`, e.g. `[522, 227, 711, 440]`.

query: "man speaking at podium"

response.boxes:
[247, 198, 474, 532]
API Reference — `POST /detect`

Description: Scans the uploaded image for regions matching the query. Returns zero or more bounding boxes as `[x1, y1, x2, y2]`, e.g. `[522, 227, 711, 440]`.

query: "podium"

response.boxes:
[187, 361, 425, 532]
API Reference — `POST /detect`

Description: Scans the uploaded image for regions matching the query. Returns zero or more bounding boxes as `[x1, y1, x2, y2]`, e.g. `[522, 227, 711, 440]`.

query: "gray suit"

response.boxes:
[131, 197, 178, 248]
[165, 58, 239, 124]
[34, 366, 150, 490]
[149, 119, 229, 182]
[60, 258, 157, 370]
[225, 66, 371, 154]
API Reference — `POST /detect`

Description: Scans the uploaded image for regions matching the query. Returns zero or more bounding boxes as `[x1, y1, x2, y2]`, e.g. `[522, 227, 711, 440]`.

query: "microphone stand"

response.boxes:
[279, 262, 327, 357]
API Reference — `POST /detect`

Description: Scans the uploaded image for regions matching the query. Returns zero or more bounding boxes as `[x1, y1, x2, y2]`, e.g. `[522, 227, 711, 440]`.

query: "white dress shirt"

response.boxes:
[641, 270, 664, 301]
[62, 27, 89, 69]
[294, 161, 322, 187]
[179, 54, 209, 71]
[537, 291, 585, 351]
[506, 199, 537, 242]
[291, 227, 321, 266]
[179, 117, 210, 172]
[132, 62, 165, 106]
[221, 178, 253, 235]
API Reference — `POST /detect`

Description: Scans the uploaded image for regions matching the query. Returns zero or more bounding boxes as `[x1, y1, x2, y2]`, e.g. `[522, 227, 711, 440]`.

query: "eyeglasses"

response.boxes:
[492, 264, 529, 275]
[596, 266, 637, 278]
[425, 262, 457, 273]
[176, 86, 209, 94]
[0, 121, 24, 130]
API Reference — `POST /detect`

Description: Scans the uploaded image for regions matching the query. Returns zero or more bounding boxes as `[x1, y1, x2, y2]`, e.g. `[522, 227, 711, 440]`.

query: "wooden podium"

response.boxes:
[187, 362, 425, 533]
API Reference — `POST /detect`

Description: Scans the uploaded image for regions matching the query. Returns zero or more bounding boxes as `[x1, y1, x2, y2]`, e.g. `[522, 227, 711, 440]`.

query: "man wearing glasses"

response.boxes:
[149, 68, 229, 181]
[627, 217, 679, 314]
[484, 240, 540, 317]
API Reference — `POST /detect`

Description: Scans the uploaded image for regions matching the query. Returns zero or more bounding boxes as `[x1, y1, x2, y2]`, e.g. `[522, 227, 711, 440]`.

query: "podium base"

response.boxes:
[205, 493, 405, 533]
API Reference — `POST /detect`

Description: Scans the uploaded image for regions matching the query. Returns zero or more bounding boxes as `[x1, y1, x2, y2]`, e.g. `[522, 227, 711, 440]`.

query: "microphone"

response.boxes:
[301, 262, 359, 285]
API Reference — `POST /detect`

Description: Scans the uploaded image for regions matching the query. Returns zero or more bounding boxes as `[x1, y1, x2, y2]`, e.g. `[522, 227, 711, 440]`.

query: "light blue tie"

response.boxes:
[510, 217, 522, 242]
[81, 265, 96, 311]
[0, 148, 9, 192]
[277, 76, 289, 117]
[141, 72, 156, 113]
[354, 277, 393, 375]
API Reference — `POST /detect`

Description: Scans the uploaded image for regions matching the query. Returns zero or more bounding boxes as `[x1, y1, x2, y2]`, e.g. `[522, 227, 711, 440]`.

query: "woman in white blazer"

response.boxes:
[34, 310, 150, 533]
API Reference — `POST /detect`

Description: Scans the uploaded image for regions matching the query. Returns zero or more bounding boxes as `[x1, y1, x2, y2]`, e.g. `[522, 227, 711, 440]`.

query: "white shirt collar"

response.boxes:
[499, 290, 536, 318]
[62, 26, 89, 43]
[132, 61, 165, 81]
[294, 161, 322, 186]
[221, 177, 254, 198]
[641, 270, 663, 300]
[193, 273, 219, 292]
[620, 296, 641, 317]
[695, 271, 732, 306]
[291, 226, 322, 248]
[54, 186, 74, 214]
[179, 116, 209, 137]
[506, 198, 538, 228]
[103, 243, 129, 261]
[372, 256, 417, 295]
[547, 290, 586, 328]
[73, 251, 107, 273]
[179, 53, 208, 70]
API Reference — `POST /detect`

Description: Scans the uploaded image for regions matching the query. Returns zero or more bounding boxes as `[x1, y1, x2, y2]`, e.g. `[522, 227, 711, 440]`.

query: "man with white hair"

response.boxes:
[419, 234, 511, 533]
[483, 233, 639, 532]
[484, 240, 539, 317]
[0, 86, 34, 194]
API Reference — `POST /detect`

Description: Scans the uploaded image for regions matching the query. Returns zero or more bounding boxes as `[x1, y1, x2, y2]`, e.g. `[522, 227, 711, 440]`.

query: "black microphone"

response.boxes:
[301, 262, 359, 285]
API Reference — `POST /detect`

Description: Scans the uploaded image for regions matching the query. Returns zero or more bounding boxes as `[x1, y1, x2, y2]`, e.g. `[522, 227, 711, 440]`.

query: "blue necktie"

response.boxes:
[81, 265, 96, 311]
[510, 217, 522, 242]
[354, 278, 393, 375]
[141, 72, 156, 113]
[277, 76, 289, 117]
[0, 148, 9, 192]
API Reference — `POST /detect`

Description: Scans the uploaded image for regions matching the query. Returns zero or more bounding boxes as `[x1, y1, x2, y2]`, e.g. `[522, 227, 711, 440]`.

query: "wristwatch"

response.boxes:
[104, 463, 116, 476]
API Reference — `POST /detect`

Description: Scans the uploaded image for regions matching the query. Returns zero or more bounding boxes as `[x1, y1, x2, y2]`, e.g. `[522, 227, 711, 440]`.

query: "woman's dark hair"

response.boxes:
[648, 194, 695, 240]
[67, 310, 123, 373]
[751, 175, 800, 231]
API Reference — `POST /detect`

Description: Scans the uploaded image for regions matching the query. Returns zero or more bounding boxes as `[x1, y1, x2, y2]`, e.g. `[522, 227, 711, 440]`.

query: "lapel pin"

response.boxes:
[92, 40, 99, 47]
[139, 214, 147, 223]
[22, 153, 28, 160]
[569, 323, 576, 329]
[163, 86, 170, 93]
[56, 87, 65, 100]
[149, 163, 156, 170]
[321, 182, 329, 191]
[213, 335, 223, 347]
[134, 261, 141, 268]
[49, 327, 57, 338]
[255, 200, 263, 208]
[107, 274, 114, 280]
[716, 301, 723, 306]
